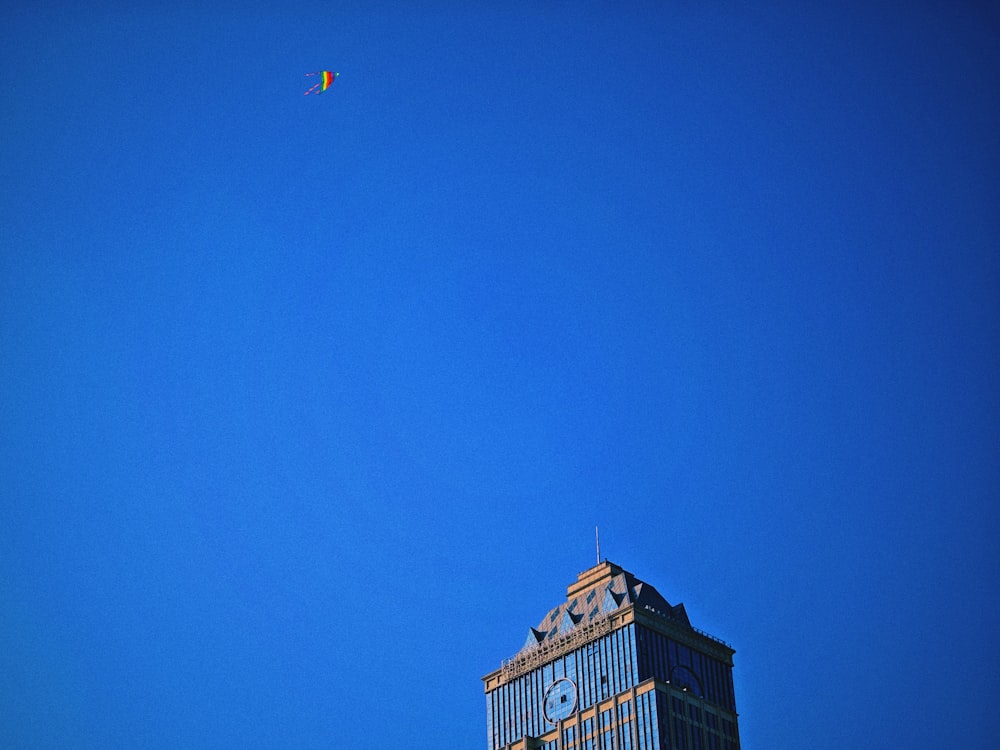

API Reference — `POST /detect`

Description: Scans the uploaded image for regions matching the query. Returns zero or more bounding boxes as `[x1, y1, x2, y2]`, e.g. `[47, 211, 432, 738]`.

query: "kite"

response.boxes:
[304, 71, 339, 96]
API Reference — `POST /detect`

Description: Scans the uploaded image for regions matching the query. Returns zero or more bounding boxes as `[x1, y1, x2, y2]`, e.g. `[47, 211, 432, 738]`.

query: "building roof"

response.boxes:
[517, 561, 692, 654]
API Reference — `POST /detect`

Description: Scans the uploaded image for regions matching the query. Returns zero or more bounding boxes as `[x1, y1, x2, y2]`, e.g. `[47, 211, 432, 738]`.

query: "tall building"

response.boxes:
[482, 561, 740, 750]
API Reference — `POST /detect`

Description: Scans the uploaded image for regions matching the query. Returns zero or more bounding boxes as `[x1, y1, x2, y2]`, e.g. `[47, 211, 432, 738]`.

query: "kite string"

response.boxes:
[304, 71, 325, 95]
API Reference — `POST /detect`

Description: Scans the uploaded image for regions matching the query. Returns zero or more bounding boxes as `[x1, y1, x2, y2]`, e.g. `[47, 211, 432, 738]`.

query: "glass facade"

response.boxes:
[635, 626, 736, 713]
[658, 688, 739, 750]
[488, 625, 638, 748]
[484, 563, 740, 750]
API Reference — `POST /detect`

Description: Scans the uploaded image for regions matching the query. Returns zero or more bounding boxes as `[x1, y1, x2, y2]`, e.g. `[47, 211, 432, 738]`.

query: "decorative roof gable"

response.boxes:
[515, 560, 692, 654]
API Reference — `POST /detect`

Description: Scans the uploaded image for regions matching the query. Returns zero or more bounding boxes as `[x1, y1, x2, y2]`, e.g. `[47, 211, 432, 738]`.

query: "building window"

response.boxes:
[563, 725, 576, 749]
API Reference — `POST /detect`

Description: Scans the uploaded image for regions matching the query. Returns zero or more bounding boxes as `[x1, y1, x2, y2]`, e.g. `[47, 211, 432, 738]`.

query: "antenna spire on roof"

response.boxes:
[596, 525, 601, 565]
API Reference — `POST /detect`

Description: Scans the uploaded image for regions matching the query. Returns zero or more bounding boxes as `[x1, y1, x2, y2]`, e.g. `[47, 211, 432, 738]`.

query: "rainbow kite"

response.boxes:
[304, 71, 339, 96]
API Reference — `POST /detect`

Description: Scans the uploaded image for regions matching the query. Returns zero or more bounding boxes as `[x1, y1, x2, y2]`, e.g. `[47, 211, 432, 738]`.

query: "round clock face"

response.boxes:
[543, 678, 578, 724]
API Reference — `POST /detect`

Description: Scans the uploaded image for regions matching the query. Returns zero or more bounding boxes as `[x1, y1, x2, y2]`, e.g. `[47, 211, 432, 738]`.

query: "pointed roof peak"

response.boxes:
[510, 562, 703, 659]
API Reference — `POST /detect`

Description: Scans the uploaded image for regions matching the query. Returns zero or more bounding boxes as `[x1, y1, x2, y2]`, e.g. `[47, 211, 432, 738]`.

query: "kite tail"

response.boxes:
[304, 81, 322, 96]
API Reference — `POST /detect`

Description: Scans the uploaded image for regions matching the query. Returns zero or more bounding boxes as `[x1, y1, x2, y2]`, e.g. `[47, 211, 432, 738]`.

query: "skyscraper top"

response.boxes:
[518, 561, 692, 655]
[483, 560, 741, 748]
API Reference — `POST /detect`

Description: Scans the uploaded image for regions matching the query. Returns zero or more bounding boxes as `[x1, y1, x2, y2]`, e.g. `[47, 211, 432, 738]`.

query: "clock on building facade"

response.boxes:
[542, 677, 578, 724]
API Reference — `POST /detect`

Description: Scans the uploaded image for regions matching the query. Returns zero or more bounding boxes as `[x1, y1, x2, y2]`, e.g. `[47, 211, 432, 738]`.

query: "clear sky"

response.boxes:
[2, 2, 998, 748]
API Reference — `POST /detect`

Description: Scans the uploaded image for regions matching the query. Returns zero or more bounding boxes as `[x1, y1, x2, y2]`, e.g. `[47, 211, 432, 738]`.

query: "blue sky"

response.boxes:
[2, 2, 998, 748]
